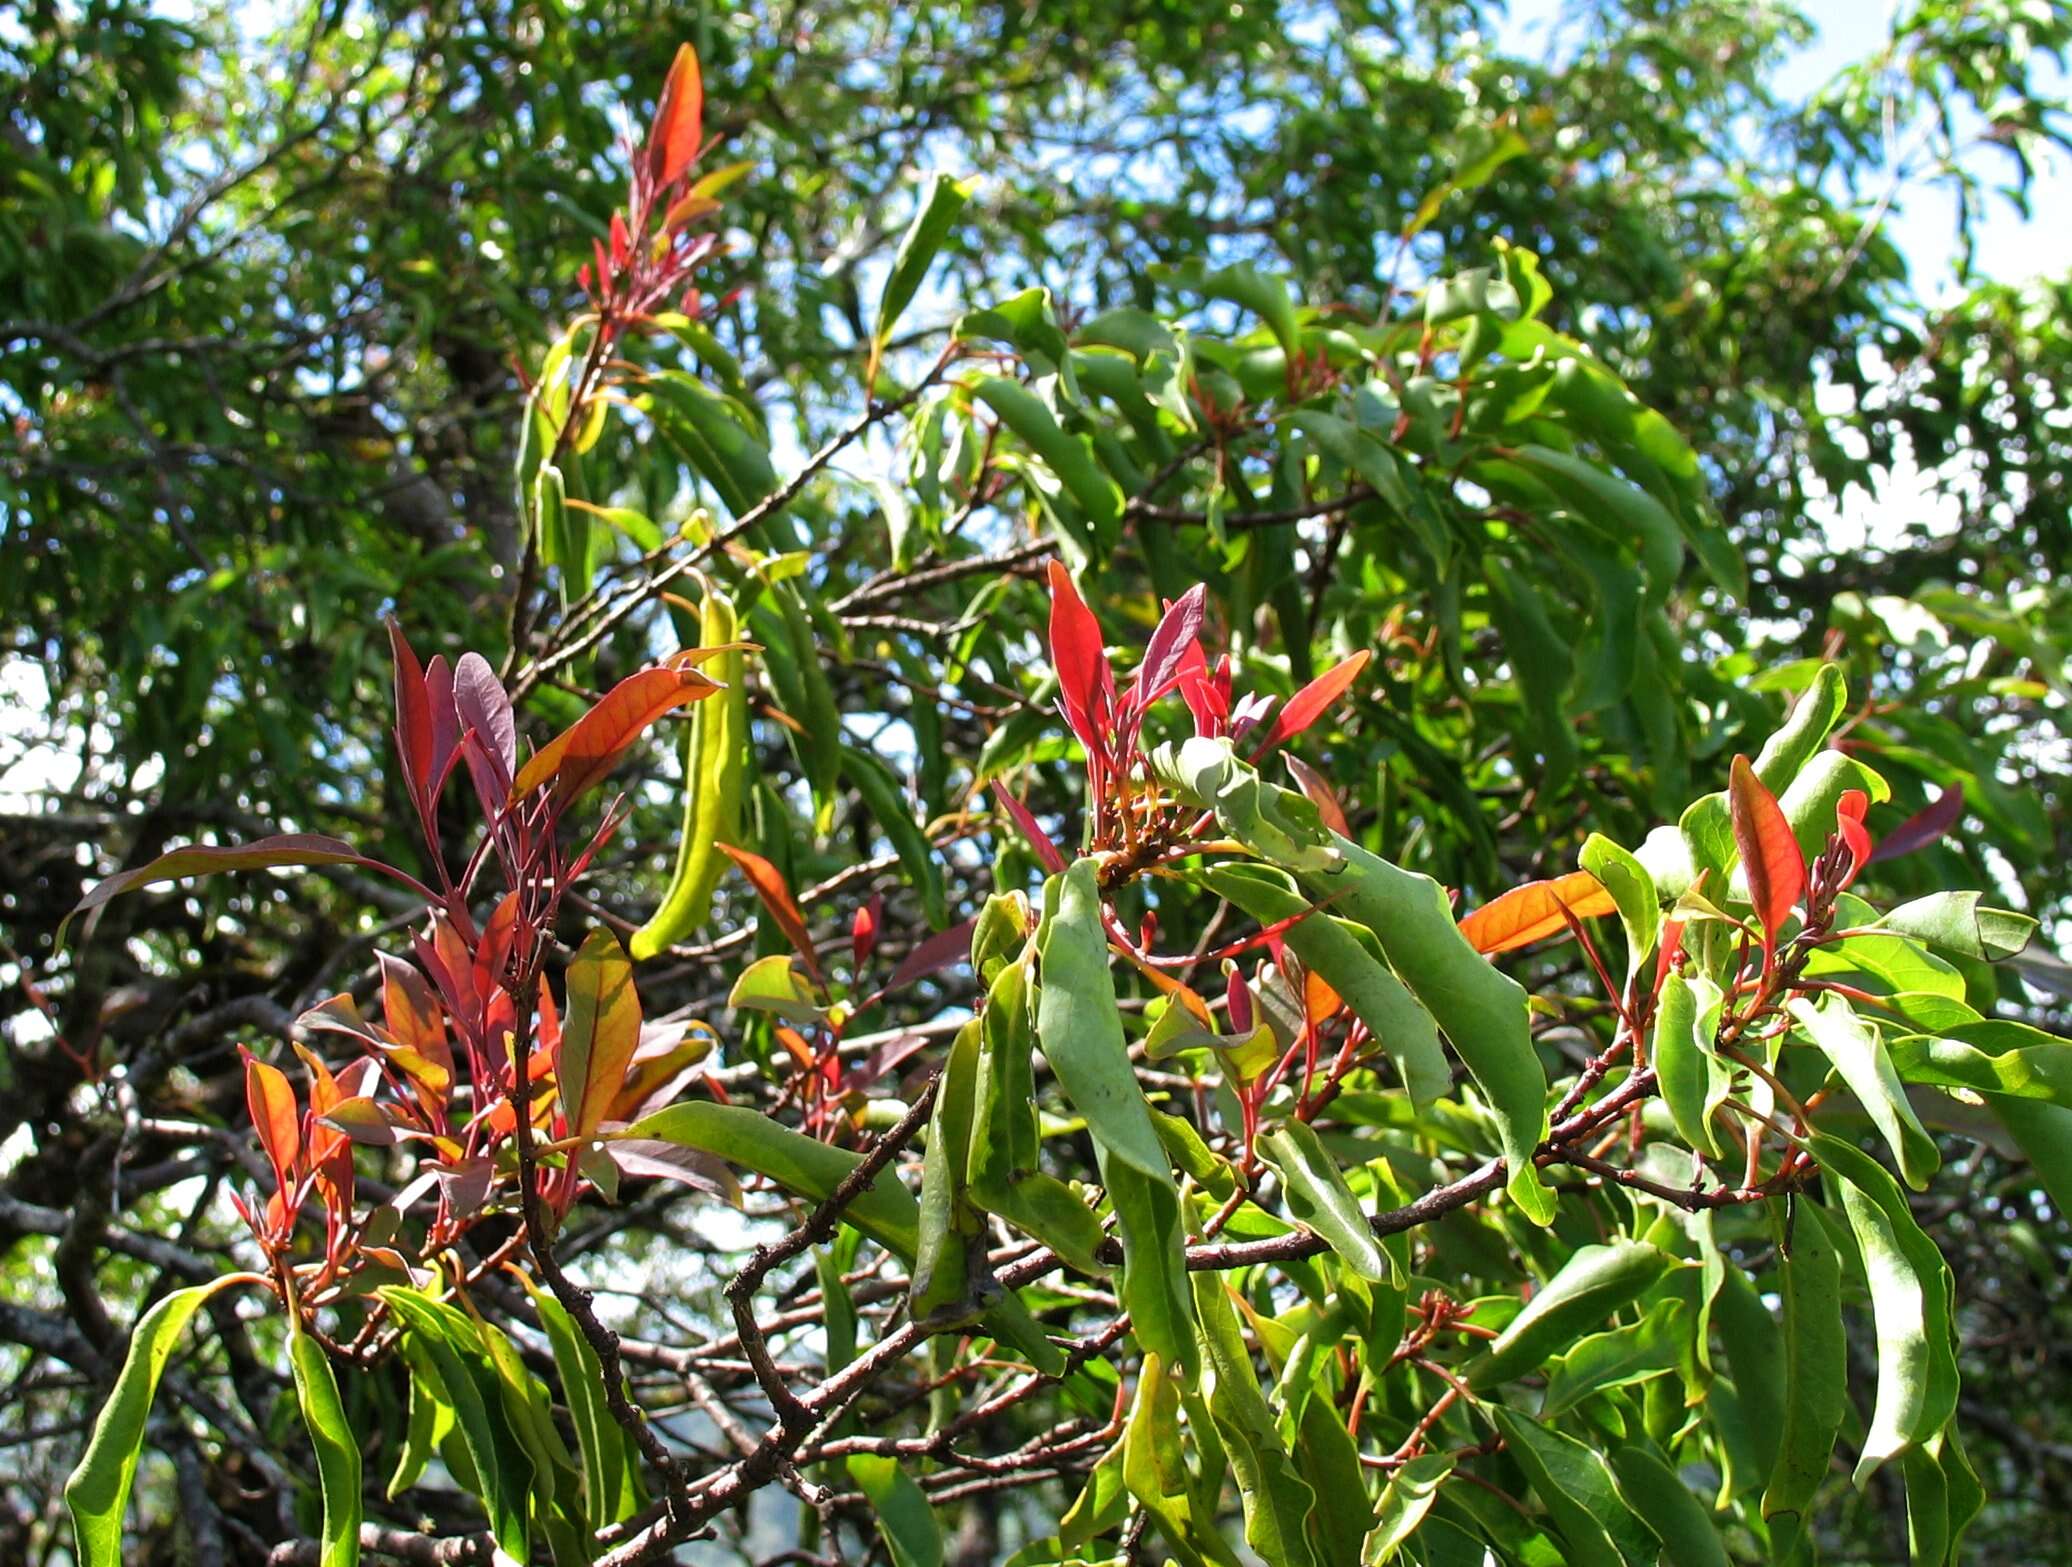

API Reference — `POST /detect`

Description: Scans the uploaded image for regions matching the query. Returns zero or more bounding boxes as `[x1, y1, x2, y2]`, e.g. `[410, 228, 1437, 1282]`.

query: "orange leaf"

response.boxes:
[559, 928, 643, 1138]
[1729, 753, 1804, 958]
[718, 843, 823, 983]
[1457, 871, 1618, 956]
[648, 43, 704, 188]
[240, 1046, 301, 1197]
[511, 652, 722, 805]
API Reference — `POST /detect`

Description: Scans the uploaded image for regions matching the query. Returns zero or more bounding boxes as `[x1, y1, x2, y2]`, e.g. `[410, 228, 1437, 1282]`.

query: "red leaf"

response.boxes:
[240, 1046, 301, 1200]
[388, 619, 433, 804]
[1252, 650, 1371, 756]
[1457, 871, 1620, 956]
[1835, 788, 1872, 889]
[1046, 559, 1111, 758]
[648, 43, 705, 188]
[884, 914, 979, 993]
[1176, 639, 1222, 735]
[1729, 753, 1805, 960]
[717, 844, 823, 984]
[1282, 753, 1350, 837]
[1867, 782, 1964, 866]
[1133, 584, 1207, 711]
[609, 210, 631, 268]
[59, 834, 366, 947]
[379, 952, 454, 1091]
[511, 652, 724, 805]
[560, 928, 643, 1138]
[991, 782, 1069, 875]
[851, 893, 883, 972]
[425, 655, 459, 790]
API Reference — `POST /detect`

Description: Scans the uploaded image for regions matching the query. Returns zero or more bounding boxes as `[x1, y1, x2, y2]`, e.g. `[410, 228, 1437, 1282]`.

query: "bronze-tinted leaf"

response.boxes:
[1457, 870, 1618, 956]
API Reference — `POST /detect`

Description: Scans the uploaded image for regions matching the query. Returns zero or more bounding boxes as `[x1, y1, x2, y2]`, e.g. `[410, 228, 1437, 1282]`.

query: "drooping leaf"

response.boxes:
[59, 834, 368, 946]
[1761, 1196, 1847, 1551]
[847, 1454, 945, 1567]
[64, 1275, 256, 1567]
[288, 1325, 363, 1567]
[1790, 995, 1939, 1190]
[1876, 892, 2036, 962]
[1258, 1121, 1388, 1282]
[1809, 1134, 1962, 1483]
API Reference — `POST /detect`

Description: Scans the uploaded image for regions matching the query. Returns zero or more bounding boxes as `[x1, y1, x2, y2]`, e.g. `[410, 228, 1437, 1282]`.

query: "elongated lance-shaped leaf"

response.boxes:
[1486, 1406, 1651, 1567]
[1257, 1121, 1388, 1282]
[1190, 1275, 1322, 1567]
[874, 172, 973, 357]
[1456, 869, 1617, 956]
[1465, 1240, 1675, 1389]
[847, 1454, 945, 1567]
[1810, 1133, 1962, 1482]
[631, 582, 746, 959]
[1252, 650, 1370, 755]
[1728, 753, 1804, 960]
[1196, 863, 1447, 1106]
[65, 1274, 258, 1567]
[289, 1325, 362, 1567]
[379, 1290, 532, 1562]
[1158, 737, 1553, 1222]
[1654, 971, 1727, 1161]
[1791, 994, 1939, 1190]
[1761, 1198, 1848, 1552]
[838, 743, 949, 930]
[517, 1276, 640, 1529]
[1869, 782, 1966, 865]
[717, 843, 824, 983]
[560, 927, 643, 1138]
[647, 43, 703, 187]
[1607, 1442, 1730, 1567]
[59, 834, 369, 947]
[511, 651, 727, 805]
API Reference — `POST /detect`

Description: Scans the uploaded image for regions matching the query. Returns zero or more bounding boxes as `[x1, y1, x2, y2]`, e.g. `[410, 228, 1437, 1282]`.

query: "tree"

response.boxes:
[4, 4, 2070, 1565]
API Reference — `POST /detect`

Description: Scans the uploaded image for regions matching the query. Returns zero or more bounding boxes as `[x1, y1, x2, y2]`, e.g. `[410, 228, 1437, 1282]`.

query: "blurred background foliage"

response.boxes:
[4, 0, 2071, 1561]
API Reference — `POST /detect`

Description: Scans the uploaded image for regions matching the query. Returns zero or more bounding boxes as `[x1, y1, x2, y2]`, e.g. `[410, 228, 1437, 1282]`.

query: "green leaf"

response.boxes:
[1790, 995, 1939, 1190]
[289, 1325, 363, 1567]
[1483, 556, 1578, 797]
[1606, 1443, 1728, 1567]
[1196, 864, 1448, 1107]
[1539, 1297, 1688, 1416]
[1809, 1134, 1961, 1483]
[379, 1290, 531, 1563]
[1405, 128, 1528, 238]
[64, 1274, 255, 1567]
[1714, 1266, 1786, 1485]
[1485, 1406, 1643, 1567]
[1364, 1453, 1452, 1562]
[1889, 1019, 2072, 1105]
[1465, 1241, 1674, 1390]
[726, 952, 825, 1024]
[839, 743, 949, 930]
[1123, 1353, 1241, 1567]
[1507, 443, 1682, 605]
[1577, 833, 1658, 975]
[1258, 1121, 1388, 1282]
[912, 1021, 986, 1324]
[1876, 892, 2036, 962]
[876, 173, 974, 351]
[1190, 1276, 1322, 1567]
[1654, 971, 1728, 1161]
[1159, 739, 1552, 1223]
[973, 376, 1123, 531]
[625, 1100, 919, 1257]
[648, 372, 780, 520]
[1760, 1201, 1847, 1551]
[1035, 861, 1172, 1181]
[519, 1276, 641, 1529]
[847, 1453, 945, 1567]
[385, 1348, 451, 1501]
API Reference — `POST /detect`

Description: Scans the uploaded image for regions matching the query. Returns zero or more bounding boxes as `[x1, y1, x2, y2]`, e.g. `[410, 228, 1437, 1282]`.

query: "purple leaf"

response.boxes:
[1133, 584, 1207, 712]
[1868, 782, 1965, 865]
